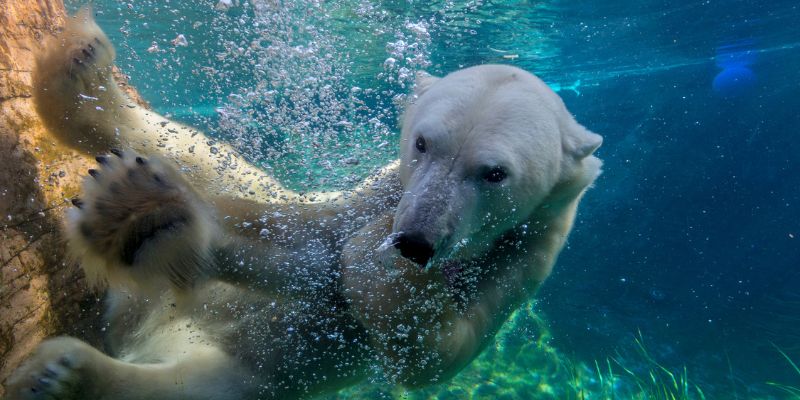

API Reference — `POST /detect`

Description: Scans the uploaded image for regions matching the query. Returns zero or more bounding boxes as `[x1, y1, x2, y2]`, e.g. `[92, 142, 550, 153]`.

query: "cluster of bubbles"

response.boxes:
[204, 0, 510, 193]
[209, 1, 433, 192]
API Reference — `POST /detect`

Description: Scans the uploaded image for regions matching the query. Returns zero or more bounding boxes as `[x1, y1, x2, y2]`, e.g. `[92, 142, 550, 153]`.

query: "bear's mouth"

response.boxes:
[119, 214, 190, 266]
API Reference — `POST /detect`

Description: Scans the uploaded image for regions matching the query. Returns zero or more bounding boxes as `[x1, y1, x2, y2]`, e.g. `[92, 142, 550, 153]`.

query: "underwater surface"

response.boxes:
[63, 0, 800, 398]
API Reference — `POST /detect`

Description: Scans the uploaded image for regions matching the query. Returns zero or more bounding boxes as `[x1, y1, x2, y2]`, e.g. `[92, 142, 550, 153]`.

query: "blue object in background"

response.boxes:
[712, 65, 756, 96]
[713, 42, 757, 97]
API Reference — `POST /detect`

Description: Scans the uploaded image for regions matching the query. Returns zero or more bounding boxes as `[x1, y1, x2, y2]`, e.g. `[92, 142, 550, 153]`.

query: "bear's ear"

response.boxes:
[414, 71, 440, 97]
[563, 124, 602, 159]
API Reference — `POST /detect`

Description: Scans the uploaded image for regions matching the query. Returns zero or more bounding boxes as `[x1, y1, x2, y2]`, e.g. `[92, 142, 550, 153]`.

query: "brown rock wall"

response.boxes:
[0, 1, 145, 393]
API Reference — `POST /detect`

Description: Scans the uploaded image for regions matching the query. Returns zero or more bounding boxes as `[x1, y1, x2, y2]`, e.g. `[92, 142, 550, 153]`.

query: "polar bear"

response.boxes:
[5, 8, 602, 400]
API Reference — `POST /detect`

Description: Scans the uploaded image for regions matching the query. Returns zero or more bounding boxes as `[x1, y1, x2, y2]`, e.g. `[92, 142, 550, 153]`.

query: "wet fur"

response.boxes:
[5, 8, 601, 400]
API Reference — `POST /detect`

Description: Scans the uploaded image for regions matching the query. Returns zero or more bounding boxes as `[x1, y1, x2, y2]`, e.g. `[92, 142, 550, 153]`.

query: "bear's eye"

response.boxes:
[415, 136, 427, 153]
[484, 167, 508, 183]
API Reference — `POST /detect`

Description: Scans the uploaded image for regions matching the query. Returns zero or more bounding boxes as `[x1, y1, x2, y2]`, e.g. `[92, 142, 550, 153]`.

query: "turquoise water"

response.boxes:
[67, 0, 800, 398]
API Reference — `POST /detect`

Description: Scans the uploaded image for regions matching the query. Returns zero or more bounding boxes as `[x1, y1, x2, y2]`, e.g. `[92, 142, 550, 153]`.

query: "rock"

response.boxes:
[0, 1, 148, 394]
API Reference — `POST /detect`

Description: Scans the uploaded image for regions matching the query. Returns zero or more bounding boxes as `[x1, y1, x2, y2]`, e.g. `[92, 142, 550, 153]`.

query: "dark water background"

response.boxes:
[67, 0, 800, 396]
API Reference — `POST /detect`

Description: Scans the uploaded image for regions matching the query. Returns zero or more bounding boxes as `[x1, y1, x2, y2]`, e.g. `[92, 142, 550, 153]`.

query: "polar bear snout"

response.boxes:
[394, 232, 436, 266]
[392, 168, 466, 266]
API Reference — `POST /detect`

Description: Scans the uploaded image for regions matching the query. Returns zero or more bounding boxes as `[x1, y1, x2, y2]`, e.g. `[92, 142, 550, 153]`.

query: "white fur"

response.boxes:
[341, 64, 602, 385]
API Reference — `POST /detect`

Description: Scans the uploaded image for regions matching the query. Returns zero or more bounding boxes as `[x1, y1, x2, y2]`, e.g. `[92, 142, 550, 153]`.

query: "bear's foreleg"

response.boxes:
[36, 7, 297, 203]
[34, 7, 131, 152]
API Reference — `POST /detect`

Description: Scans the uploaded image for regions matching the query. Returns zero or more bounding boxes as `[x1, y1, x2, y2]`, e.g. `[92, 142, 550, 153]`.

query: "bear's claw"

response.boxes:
[70, 38, 103, 66]
[67, 37, 112, 80]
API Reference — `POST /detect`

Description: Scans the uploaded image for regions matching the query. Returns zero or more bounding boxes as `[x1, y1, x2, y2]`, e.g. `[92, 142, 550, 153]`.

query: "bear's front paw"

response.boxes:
[58, 9, 116, 84]
[5, 337, 97, 400]
[67, 149, 218, 289]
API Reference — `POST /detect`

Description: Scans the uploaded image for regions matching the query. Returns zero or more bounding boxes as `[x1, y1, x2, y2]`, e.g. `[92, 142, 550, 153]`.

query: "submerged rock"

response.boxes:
[0, 1, 149, 394]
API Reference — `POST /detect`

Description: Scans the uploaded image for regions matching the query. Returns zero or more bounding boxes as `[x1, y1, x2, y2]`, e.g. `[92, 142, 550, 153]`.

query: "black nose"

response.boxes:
[394, 233, 435, 266]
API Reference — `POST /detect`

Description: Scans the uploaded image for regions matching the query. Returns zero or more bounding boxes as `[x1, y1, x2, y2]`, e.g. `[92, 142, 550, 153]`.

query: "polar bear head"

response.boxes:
[392, 64, 602, 266]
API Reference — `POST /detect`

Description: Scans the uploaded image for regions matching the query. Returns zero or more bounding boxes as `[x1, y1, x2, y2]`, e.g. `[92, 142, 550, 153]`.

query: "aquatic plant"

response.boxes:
[765, 343, 800, 398]
[586, 331, 706, 400]
[328, 308, 715, 400]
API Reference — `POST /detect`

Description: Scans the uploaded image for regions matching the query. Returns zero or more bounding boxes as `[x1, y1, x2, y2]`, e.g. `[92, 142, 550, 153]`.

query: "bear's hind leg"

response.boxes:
[67, 149, 219, 291]
[5, 336, 248, 400]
